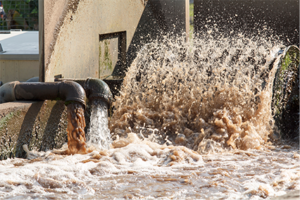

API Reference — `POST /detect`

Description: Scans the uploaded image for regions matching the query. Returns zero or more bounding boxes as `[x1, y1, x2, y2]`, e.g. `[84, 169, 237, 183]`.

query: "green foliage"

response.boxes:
[1, 0, 38, 30]
[189, 3, 193, 18]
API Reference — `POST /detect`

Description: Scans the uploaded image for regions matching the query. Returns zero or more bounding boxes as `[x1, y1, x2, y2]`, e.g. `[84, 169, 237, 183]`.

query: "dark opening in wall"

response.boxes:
[99, 31, 126, 79]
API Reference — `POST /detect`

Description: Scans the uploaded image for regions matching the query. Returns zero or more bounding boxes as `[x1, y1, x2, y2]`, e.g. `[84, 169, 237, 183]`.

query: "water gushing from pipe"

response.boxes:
[0, 33, 299, 199]
[87, 100, 112, 150]
[66, 103, 87, 154]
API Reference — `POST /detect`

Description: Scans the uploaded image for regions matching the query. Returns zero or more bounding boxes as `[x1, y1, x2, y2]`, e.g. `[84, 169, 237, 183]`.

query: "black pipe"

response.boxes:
[82, 78, 113, 108]
[15, 81, 86, 107]
[0, 81, 86, 107]
[25, 77, 40, 82]
[55, 78, 113, 108]
[12, 77, 112, 108]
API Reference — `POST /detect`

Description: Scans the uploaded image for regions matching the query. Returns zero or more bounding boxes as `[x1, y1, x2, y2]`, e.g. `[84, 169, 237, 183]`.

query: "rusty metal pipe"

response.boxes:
[0, 81, 86, 107]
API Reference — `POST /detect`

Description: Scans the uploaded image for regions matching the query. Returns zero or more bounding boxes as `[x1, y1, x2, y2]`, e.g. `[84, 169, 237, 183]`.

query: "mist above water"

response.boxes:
[110, 32, 284, 152]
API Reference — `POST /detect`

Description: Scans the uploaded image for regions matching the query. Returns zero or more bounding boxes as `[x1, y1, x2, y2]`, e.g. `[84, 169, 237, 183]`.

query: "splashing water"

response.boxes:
[110, 33, 284, 152]
[0, 33, 299, 199]
[87, 100, 112, 150]
[66, 103, 87, 154]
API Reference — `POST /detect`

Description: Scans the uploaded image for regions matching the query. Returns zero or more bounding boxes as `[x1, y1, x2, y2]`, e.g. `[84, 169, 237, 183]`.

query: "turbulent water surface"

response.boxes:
[0, 33, 299, 199]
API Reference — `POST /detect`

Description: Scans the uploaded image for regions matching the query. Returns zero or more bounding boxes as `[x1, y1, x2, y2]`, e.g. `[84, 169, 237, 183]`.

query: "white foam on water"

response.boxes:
[0, 134, 299, 199]
[0, 32, 299, 199]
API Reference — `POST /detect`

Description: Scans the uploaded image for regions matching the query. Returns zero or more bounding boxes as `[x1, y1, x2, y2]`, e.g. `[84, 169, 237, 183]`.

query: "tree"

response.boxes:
[1, 0, 38, 30]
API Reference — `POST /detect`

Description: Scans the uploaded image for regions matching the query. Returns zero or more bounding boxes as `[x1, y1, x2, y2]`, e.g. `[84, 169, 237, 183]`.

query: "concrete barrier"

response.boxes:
[40, 0, 189, 82]
[0, 101, 68, 159]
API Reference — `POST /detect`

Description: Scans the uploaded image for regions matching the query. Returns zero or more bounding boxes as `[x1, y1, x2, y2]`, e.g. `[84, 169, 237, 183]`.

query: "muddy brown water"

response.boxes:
[0, 142, 299, 199]
[0, 33, 299, 199]
[65, 103, 88, 155]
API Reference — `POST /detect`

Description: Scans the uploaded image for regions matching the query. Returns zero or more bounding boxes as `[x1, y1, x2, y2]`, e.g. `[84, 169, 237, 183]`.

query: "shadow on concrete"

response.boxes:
[39, 101, 66, 151]
[112, 0, 168, 77]
[15, 101, 43, 158]
[194, 0, 299, 46]
[106, 0, 167, 98]
[126, 0, 166, 67]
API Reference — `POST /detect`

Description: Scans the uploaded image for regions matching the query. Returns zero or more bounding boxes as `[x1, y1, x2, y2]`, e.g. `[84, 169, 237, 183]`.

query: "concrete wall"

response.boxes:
[0, 60, 39, 83]
[41, 0, 189, 82]
[0, 0, 190, 159]
[0, 101, 68, 159]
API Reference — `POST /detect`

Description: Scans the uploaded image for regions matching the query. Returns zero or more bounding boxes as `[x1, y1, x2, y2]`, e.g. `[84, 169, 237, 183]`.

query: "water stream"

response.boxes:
[66, 103, 87, 155]
[87, 100, 112, 150]
[0, 33, 299, 199]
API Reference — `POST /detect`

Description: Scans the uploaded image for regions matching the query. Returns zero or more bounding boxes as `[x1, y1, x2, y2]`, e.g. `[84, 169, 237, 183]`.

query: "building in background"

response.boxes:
[0, 0, 39, 84]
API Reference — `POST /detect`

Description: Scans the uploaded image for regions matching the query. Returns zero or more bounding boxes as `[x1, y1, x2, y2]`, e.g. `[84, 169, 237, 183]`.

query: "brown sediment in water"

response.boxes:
[52, 102, 107, 155]
[65, 103, 87, 154]
[109, 33, 283, 152]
